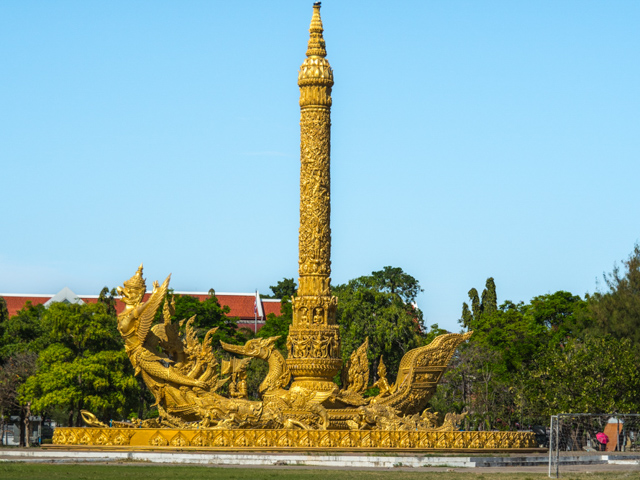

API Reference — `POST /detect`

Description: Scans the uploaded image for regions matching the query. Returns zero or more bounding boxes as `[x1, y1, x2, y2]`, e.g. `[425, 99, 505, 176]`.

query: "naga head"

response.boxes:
[221, 336, 280, 360]
[117, 264, 146, 308]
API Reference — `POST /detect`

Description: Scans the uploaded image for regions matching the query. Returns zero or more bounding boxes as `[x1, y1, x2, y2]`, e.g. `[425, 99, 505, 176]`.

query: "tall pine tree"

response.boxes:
[460, 277, 497, 329]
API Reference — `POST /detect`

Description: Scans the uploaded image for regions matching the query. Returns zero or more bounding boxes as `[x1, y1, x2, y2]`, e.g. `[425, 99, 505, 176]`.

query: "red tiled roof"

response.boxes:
[263, 301, 282, 317]
[3, 295, 49, 316]
[2, 292, 282, 323]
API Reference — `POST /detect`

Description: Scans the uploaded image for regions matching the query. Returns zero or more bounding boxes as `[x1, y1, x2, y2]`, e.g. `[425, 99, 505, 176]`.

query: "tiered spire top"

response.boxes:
[306, 2, 327, 58]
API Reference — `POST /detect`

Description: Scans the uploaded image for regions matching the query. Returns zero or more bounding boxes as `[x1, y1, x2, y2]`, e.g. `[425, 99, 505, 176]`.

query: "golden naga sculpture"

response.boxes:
[57, 4, 537, 450]
[108, 263, 471, 432]
[82, 2, 471, 434]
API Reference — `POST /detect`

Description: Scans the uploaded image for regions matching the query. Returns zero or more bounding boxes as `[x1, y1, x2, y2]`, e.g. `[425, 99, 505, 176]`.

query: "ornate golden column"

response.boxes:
[286, 3, 341, 393]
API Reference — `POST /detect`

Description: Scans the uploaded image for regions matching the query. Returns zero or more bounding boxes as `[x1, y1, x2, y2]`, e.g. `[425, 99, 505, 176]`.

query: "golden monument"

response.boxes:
[52, 3, 535, 450]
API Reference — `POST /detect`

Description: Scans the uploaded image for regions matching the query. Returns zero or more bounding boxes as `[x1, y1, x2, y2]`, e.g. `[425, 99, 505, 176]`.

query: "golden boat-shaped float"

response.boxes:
[53, 4, 537, 452]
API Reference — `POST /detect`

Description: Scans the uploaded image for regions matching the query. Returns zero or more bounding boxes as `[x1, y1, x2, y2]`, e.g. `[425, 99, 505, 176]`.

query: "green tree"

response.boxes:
[524, 335, 640, 415]
[265, 278, 297, 299]
[0, 302, 47, 360]
[19, 302, 141, 425]
[344, 266, 423, 305]
[0, 297, 9, 343]
[163, 292, 251, 346]
[334, 267, 424, 384]
[460, 280, 586, 374]
[460, 277, 497, 329]
[464, 300, 531, 374]
[0, 352, 37, 445]
[586, 244, 640, 352]
[430, 342, 517, 430]
[98, 287, 118, 316]
[21, 346, 139, 426]
[447, 279, 593, 427]
[42, 302, 122, 355]
[481, 278, 498, 316]
[525, 291, 586, 347]
[463, 293, 585, 377]
[0, 301, 47, 444]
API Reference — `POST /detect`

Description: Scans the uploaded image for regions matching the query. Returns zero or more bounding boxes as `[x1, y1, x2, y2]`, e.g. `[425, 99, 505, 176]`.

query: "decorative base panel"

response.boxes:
[52, 427, 537, 450]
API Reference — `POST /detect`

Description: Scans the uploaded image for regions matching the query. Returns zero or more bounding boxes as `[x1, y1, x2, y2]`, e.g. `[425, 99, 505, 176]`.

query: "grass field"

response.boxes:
[1, 463, 640, 480]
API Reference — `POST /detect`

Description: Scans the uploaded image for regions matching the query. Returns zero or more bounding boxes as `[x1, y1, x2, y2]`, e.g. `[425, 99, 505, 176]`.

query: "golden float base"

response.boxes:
[52, 427, 537, 451]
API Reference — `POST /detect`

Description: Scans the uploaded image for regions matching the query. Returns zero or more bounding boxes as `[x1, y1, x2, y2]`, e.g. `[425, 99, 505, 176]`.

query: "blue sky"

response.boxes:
[1, 1, 639, 332]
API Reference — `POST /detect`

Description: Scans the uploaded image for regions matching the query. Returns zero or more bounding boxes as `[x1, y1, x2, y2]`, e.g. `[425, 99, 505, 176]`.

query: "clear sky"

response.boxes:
[1, 1, 638, 333]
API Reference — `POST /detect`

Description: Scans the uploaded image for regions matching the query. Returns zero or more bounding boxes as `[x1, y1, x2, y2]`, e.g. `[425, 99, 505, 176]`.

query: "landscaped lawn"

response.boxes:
[1, 463, 639, 480]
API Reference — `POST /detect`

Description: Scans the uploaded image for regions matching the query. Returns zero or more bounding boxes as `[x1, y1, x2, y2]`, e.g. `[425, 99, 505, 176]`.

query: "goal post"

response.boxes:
[548, 413, 640, 478]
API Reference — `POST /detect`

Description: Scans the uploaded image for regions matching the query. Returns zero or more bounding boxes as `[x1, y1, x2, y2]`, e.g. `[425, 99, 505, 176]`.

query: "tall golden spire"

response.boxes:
[306, 2, 327, 58]
[287, 2, 341, 394]
[298, 3, 333, 109]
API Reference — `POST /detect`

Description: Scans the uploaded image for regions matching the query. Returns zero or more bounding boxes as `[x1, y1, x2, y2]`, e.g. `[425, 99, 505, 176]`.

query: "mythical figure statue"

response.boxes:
[116, 266, 207, 393]
[101, 265, 472, 432]
[371, 356, 393, 397]
[114, 265, 263, 428]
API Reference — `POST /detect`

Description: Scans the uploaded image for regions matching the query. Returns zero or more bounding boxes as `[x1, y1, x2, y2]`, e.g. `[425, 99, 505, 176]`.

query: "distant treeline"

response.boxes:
[1, 246, 639, 444]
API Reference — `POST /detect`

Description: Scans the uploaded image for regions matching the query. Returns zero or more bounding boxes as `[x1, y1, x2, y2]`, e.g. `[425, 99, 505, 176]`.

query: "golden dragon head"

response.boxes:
[220, 336, 280, 360]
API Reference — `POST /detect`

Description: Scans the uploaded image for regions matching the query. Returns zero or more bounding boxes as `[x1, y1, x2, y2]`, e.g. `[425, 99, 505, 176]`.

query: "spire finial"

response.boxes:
[306, 2, 326, 58]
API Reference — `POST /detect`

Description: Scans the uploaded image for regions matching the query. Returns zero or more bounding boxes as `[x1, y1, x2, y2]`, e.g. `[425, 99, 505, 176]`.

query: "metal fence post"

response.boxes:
[617, 417, 620, 452]
[549, 415, 557, 478]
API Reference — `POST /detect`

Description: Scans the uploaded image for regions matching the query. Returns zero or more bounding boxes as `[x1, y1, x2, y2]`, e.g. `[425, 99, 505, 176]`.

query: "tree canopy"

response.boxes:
[586, 243, 640, 352]
[334, 267, 425, 384]
[160, 292, 251, 346]
[264, 278, 297, 299]
[523, 335, 640, 416]
[434, 248, 640, 428]
[5, 246, 640, 431]
[18, 301, 141, 425]
[0, 302, 47, 360]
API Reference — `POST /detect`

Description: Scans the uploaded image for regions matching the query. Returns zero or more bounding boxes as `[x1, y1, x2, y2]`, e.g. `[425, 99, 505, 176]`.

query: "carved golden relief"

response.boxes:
[287, 330, 339, 359]
[52, 4, 534, 452]
[298, 108, 332, 280]
[69, 263, 473, 435]
[52, 427, 537, 450]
